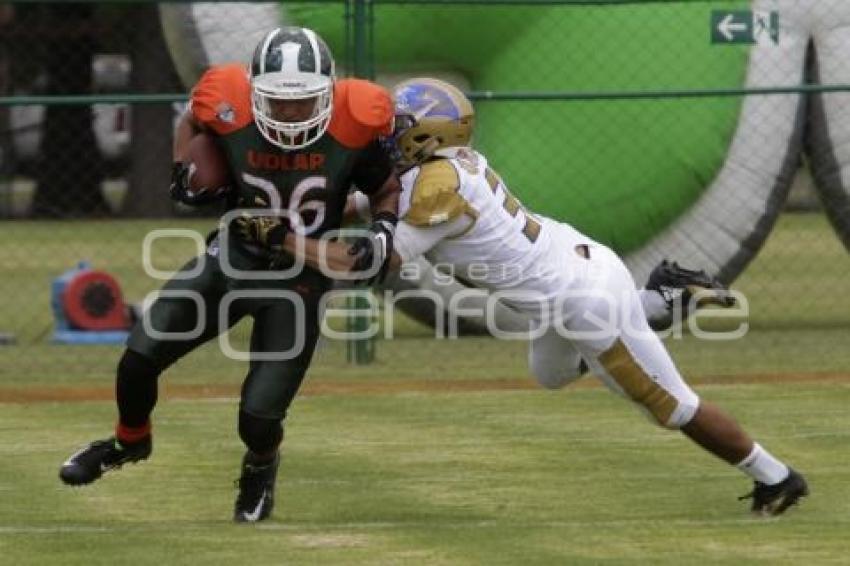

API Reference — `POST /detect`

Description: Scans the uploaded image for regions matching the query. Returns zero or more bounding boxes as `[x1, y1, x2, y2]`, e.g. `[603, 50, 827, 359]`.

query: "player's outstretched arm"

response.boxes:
[283, 233, 360, 274]
[345, 174, 401, 284]
[231, 207, 397, 279]
[363, 174, 400, 221]
[342, 189, 404, 270]
[277, 232, 405, 281]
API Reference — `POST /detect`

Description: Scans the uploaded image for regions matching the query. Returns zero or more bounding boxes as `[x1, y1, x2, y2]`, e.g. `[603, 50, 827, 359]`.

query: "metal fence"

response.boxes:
[0, 1, 848, 377]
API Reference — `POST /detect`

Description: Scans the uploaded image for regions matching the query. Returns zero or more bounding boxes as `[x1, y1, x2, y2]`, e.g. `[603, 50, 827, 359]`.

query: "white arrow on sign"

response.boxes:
[718, 14, 748, 41]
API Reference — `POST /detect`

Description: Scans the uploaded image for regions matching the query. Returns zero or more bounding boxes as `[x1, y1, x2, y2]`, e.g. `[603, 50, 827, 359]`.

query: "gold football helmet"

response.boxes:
[392, 78, 474, 166]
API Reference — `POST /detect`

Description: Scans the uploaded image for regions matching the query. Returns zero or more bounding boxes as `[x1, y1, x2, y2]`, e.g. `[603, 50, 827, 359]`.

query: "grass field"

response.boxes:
[1, 381, 849, 564]
[1, 212, 849, 564]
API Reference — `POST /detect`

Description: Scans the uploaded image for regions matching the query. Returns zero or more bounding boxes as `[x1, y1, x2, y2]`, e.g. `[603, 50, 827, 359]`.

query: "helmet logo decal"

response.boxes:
[397, 85, 460, 120]
[277, 42, 302, 74]
[413, 96, 440, 121]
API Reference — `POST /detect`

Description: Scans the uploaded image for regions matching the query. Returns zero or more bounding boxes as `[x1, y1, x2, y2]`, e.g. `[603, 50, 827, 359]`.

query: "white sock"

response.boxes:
[639, 289, 670, 322]
[736, 443, 789, 485]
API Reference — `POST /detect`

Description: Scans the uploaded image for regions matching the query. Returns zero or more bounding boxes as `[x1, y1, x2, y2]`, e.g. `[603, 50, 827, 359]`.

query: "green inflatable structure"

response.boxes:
[163, 0, 834, 330]
[287, 2, 749, 253]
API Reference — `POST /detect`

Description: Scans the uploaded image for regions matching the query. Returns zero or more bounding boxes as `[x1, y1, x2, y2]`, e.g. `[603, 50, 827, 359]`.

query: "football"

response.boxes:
[186, 132, 233, 197]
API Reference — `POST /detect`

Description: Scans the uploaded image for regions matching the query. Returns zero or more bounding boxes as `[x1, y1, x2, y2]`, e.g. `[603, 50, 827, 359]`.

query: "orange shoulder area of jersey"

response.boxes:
[189, 63, 253, 135]
[327, 79, 394, 149]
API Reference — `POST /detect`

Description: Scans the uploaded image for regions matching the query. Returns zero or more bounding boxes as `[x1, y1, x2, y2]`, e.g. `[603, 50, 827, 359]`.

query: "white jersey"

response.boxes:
[390, 150, 701, 429]
[394, 148, 595, 313]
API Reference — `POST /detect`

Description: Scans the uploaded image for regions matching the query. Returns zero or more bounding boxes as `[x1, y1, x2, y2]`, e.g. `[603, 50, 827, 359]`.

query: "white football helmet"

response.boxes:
[250, 27, 335, 150]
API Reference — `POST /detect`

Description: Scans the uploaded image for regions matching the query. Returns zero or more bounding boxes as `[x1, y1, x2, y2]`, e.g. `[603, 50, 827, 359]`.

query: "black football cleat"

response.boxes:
[739, 468, 809, 516]
[645, 259, 736, 330]
[59, 436, 152, 486]
[234, 452, 280, 523]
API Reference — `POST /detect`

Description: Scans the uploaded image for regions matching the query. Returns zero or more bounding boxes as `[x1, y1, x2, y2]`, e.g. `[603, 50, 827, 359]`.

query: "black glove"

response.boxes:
[233, 213, 290, 253]
[168, 162, 227, 206]
[348, 210, 397, 285]
[168, 162, 191, 202]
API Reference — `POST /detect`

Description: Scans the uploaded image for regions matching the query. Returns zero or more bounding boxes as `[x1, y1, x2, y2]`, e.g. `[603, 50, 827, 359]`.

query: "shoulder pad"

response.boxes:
[189, 64, 253, 135]
[327, 79, 393, 149]
[404, 160, 471, 226]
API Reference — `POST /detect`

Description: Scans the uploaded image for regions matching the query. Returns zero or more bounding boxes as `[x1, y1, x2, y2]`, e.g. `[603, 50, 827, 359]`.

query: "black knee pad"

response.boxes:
[238, 410, 283, 454]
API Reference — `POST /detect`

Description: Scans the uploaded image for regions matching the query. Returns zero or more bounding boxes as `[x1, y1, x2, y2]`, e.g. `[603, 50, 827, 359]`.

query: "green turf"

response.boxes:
[1, 383, 847, 565]
[1, 212, 848, 564]
[2, 326, 850, 393]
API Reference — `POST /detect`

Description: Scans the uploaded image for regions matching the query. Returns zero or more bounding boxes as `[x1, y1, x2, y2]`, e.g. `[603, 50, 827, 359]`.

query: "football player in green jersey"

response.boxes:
[60, 27, 401, 523]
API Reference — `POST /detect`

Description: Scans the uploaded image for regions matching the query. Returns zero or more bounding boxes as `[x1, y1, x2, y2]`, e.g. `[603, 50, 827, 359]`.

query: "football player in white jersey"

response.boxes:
[238, 77, 808, 516]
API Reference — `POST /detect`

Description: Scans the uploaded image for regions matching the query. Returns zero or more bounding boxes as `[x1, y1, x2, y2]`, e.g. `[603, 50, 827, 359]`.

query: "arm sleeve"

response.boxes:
[350, 140, 394, 195]
[394, 215, 473, 262]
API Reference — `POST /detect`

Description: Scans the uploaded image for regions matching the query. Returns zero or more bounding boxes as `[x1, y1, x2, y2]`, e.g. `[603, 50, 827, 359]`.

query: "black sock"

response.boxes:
[238, 410, 283, 464]
[116, 349, 161, 429]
